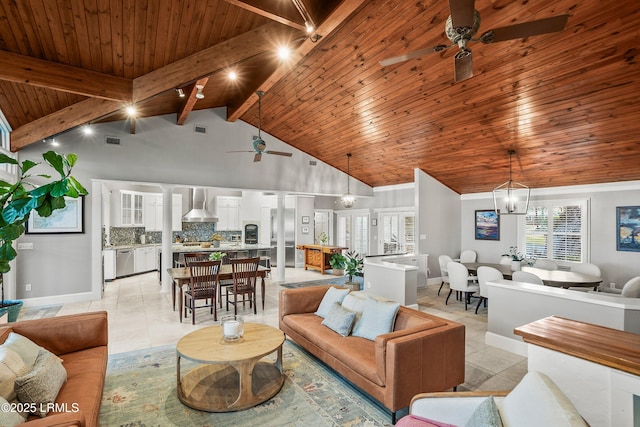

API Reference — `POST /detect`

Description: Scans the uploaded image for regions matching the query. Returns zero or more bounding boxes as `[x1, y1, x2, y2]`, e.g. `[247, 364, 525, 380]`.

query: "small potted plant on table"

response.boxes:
[329, 252, 346, 276]
[503, 246, 525, 271]
[344, 250, 364, 291]
[210, 233, 223, 248]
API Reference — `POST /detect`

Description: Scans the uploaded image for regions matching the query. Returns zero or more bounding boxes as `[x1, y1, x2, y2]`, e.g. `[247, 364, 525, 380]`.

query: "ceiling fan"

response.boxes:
[228, 91, 293, 162]
[379, 0, 569, 82]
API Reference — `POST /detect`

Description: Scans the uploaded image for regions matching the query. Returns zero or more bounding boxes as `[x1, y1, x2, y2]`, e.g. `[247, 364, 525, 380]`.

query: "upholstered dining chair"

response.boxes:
[446, 262, 479, 311]
[183, 260, 221, 324]
[227, 257, 260, 315]
[532, 259, 558, 270]
[512, 270, 544, 286]
[476, 266, 503, 314]
[597, 276, 640, 298]
[570, 262, 601, 277]
[459, 250, 477, 263]
[438, 255, 453, 296]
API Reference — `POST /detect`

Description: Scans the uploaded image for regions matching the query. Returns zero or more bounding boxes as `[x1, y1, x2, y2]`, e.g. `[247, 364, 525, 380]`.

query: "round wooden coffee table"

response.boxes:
[176, 323, 285, 412]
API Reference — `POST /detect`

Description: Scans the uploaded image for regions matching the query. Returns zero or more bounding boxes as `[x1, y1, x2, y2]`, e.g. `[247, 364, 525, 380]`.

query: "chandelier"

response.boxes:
[492, 150, 530, 215]
[340, 153, 356, 208]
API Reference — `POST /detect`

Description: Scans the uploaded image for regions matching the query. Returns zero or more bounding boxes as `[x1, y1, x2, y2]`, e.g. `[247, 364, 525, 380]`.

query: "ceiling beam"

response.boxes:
[223, 0, 306, 31]
[177, 78, 209, 125]
[133, 21, 297, 102]
[0, 50, 132, 102]
[10, 98, 121, 151]
[226, 0, 367, 122]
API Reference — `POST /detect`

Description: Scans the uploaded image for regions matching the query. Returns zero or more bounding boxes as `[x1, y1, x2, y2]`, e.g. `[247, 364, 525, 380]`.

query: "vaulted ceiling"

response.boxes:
[0, 0, 639, 194]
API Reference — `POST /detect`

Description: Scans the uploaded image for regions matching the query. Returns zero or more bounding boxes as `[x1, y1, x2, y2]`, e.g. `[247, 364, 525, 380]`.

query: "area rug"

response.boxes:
[99, 339, 392, 426]
[280, 276, 363, 289]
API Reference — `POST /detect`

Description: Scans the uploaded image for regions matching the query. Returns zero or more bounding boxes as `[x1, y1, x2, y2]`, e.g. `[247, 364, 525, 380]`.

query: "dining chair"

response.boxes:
[227, 257, 260, 315]
[183, 252, 210, 266]
[257, 249, 271, 277]
[512, 270, 544, 286]
[183, 260, 221, 324]
[476, 266, 503, 314]
[597, 276, 640, 297]
[446, 262, 479, 310]
[459, 250, 477, 263]
[533, 259, 558, 270]
[570, 262, 601, 277]
[438, 255, 453, 296]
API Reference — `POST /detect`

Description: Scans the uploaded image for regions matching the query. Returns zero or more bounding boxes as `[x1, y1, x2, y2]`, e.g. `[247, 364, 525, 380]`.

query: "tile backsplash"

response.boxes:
[108, 224, 241, 247]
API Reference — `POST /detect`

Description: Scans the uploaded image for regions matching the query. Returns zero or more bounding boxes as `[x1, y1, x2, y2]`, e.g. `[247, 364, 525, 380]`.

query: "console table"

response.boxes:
[296, 244, 347, 274]
[515, 316, 640, 427]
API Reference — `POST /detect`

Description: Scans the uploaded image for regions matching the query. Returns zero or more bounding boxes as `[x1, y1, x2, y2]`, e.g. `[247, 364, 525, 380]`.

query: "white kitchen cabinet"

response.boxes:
[134, 246, 156, 273]
[216, 196, 241, 230]
[121, 191, 144, 226]
[103, 249, 116, 281]
[142, 193, 182, 231]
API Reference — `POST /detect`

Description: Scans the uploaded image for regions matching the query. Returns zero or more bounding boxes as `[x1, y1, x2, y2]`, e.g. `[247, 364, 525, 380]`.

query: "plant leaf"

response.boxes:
[66, 153, 78, 167]
[29, 183, 54, 198]
[0, 242, 17, 265]
[43, 151, 65, 177]
[2, 197, 37, 223]
[68, 176, 88, 195]
[51, 180, 69, 197]
[20, 159, 39, 174]
[0, 260, 11, 274]
[0, 154, 18, 165]
[0, 223, 25, 241]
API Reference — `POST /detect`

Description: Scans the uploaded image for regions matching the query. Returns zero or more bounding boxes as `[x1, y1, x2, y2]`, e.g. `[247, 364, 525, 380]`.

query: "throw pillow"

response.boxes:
[0, 396, 25, 426]
[396, 414, 457, 427]
[14, 349, 67, 418]
[352, 296, 401, 341]
[341, 292, 367, 331]
[315, 286, 350, 318]
[0, 347, 28, 401]
[321, 302, 357, 336]
[1, 333, 42, 370]
[465, 396, 503, 427]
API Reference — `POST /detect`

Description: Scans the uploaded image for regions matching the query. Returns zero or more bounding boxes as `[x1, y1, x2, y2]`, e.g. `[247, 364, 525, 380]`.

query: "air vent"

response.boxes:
[105, 136, 121, 146]
[309, 160, 317, 166]
[194, 125, 207, 134]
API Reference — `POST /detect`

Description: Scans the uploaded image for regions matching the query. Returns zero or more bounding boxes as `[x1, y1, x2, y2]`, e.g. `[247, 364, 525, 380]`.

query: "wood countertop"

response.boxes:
[514, 316, 640, 376]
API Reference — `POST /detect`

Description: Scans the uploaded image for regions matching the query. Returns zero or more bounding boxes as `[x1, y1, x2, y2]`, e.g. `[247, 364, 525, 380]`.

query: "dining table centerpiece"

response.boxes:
[503, 246, 525, 271]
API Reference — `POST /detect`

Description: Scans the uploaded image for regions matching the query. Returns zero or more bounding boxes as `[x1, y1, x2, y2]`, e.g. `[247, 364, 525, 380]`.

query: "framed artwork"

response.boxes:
[616, 206, 640, 252]
[475, 209, 500, 241]
[301, 226, 310, 234]
[301, 216, 310, 224]
[26, 196, 85, 234]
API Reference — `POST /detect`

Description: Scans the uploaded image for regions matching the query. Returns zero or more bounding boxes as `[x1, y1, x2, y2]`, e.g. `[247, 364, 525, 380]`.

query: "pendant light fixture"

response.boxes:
[341, 153, 356, 208]
[493, 150, 530, 215]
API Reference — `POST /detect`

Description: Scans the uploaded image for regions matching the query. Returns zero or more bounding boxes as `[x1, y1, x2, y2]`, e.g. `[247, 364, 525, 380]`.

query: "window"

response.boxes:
[518, 199, 588, 264]
[378, 211, 415, 254]
[336, 211, 369, 255]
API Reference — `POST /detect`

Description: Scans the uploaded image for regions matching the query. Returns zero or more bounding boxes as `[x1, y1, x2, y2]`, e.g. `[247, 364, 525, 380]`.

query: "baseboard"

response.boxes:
[20, 291, 99, 308]
[485, 332, 528, 357]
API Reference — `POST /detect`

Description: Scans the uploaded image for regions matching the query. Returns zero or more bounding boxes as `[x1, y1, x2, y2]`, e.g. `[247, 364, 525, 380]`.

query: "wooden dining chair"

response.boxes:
[227, 257, 260, 315]
[183, 260, 220, 324]
[183, 252, 210, 266]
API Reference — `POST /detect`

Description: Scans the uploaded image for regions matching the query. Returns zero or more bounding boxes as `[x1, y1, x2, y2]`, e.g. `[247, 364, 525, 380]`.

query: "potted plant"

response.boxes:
[503, 246, 525, 271]
[317, 232, 328, 245]
[210, 233, 223, 248]
[329, 252, 346, 276]
[209, 251, 226, 261]
[344, 250, 364, 291]
[0, 151, 87, 321]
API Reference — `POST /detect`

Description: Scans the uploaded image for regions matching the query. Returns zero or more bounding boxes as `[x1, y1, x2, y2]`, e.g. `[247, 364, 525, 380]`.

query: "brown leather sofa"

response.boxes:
[279, 286, 465, 423]
[0, 311, 108, 427]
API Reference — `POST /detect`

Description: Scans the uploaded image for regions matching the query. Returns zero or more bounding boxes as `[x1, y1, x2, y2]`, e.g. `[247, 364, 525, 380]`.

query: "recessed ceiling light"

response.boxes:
[277, 46, 291, 60]
[82, 125, 93, 135]
[125, 106, 136, 117]
[50, 138, 59, 147]
[228, 71, 237, 81]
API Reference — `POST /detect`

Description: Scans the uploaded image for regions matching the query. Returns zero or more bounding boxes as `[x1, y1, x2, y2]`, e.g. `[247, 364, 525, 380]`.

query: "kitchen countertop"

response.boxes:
[105, 243, 272, 252]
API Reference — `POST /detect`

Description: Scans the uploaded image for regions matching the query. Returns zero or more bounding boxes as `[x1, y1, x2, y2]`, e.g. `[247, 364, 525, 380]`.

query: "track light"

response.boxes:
[277, 46, 291, 60]
[176, 88, 185, 98]
[82, 125, 93, 135]
[125, 106, 136, 117]
[195, 85, 205, 99]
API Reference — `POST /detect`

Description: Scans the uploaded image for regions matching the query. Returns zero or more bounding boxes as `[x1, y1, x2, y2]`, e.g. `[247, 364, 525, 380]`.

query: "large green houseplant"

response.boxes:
[0, 151, 87, 321]
[344, 250, 364, 291]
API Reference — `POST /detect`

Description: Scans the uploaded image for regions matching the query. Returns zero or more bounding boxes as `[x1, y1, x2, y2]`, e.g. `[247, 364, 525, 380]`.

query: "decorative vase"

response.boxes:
[333, 269, 344, 276]
[213, 240, 220, 248]
[511, 261, 522, 272]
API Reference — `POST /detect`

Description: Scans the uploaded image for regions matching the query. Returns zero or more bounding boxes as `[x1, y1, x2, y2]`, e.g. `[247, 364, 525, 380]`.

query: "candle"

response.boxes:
[224, 320, 240, 338]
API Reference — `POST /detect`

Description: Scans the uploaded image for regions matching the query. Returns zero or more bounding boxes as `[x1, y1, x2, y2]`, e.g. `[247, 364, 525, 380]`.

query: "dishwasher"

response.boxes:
[116, 248, 135, 278]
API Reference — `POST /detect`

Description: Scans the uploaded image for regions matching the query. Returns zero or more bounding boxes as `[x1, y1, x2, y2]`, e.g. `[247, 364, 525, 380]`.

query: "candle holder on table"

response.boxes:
[220, 315, 244, 342]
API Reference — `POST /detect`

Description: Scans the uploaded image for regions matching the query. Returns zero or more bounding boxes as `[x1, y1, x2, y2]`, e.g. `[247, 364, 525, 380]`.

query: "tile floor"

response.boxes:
[54, 267, 527, 392]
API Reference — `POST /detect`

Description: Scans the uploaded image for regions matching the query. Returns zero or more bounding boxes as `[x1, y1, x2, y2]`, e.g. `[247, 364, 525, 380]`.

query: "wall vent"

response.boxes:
[194, 125, 207, 134]
[309, 160, 317, 166]
[105, 136, 121, 146]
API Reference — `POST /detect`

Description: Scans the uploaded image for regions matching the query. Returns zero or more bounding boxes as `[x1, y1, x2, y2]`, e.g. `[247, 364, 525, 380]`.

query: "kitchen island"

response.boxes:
[161, 243, 272, 269]
[295, 244, 348, 274]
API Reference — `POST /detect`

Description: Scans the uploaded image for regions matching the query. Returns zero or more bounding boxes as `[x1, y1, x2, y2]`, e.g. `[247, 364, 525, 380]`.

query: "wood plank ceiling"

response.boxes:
[0, 0, 639, 194]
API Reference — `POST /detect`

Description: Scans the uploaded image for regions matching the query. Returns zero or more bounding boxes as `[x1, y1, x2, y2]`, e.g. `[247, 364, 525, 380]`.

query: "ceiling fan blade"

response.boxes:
[379, 45, 448, 67]
[254, 153, 262, 162]
[227, 150, 254, 153]
[454, 49, 473, 82]
[265, 150, 293, 157]
[482, 14, 569, 43]
[448, 0, 475, 29]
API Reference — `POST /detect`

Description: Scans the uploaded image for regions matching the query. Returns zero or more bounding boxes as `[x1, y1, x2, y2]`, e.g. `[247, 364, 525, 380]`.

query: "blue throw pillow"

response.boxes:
[465, 396, 503, 427]
[351, 296, 400, 340]
[315, 286, 350, 318]
[321, 302, 357, 336]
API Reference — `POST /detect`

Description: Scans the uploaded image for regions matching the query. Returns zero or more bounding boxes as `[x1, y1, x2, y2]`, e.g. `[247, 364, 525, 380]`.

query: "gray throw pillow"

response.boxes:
[321, 302, 357, 336]
[14, 349, 67, 418]
[465, 396, 503, 427]
[1, 333, 42, 371]
[315, 286, 350, 318]
[351, 296, 401, 341]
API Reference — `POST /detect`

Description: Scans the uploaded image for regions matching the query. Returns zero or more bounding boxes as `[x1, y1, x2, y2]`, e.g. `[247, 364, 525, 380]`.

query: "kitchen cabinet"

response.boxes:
[216, 196, 241, 230]
[134, 246, 156, 273]
[121, 191, 144, 226]
[103, 249, 116, 281]
[142, 193, 183, 232]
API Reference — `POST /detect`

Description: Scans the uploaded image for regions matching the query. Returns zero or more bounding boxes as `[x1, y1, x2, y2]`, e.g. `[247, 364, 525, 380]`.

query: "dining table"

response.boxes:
[520, 266, 602, 289]
[462, 262, 514, 279]
[167, 265, 270, 320]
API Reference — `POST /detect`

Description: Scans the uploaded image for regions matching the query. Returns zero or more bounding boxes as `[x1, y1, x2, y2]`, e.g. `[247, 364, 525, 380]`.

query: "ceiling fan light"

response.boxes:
[195, 85, 205, 99]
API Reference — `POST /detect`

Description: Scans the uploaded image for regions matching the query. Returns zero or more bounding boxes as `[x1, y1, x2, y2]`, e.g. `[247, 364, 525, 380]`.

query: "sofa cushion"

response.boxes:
[466, 396, 503, 427]
[397, 414, 456, 427]
[321, 302, 356, 336]
[315, 287, 350, 318]
[499, 371, 587, 426]
[14, 349, 67, 417]
[1, 333, 42, 370]
[0, 347, 28, 401]
[352, 297, 400, 340]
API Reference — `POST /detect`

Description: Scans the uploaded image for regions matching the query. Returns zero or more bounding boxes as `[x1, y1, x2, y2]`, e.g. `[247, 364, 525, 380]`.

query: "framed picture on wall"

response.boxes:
[475, 209, 500, 241]
[302, 216, 310, 224]
[26, 196, 85, 234]
[301, 226, 310, 234]
[616, 206, 640, 252]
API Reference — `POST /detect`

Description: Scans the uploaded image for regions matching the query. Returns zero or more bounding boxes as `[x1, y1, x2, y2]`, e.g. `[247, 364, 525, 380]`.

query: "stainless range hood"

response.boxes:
[182, 188, 218, 223]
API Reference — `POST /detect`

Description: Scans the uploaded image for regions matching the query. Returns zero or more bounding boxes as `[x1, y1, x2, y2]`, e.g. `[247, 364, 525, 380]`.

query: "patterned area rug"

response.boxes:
[99, 340, 393, 426]
[280, 276, 363, 289]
